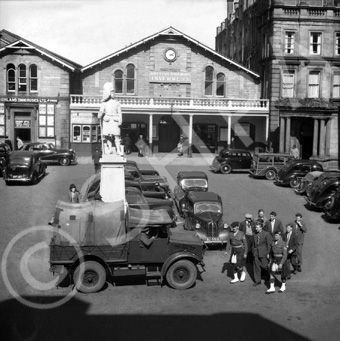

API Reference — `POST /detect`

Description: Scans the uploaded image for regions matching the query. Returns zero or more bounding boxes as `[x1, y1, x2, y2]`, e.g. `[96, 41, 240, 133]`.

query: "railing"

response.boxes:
[70, 95, 269, 112]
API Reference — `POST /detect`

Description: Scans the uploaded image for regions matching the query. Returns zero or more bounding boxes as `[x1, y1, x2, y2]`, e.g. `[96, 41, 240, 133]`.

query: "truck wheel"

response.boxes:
[73, 261, 106, 293]
[289, 177, 298, 188]
[265, 169, 276, 180]
[59, 157, 70, 166]
[221, 164, 232, 174]
[31, 173, 38, 185]
[166, 260, 197, 290]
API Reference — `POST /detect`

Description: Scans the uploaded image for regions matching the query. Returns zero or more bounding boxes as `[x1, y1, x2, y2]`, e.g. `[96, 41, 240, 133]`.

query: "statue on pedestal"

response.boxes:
[98, 82, 123, 155]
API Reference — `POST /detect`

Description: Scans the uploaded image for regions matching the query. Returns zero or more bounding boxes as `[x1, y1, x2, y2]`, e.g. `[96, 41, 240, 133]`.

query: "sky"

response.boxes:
[0, 0, 228, 66]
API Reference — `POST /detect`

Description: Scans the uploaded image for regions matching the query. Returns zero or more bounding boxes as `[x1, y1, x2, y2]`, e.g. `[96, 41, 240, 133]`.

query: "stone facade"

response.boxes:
[216, 0, 340, 160]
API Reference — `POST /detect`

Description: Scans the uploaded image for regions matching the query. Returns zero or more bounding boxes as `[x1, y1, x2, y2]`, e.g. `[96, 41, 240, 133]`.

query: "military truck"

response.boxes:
[49, 200, 205, 292]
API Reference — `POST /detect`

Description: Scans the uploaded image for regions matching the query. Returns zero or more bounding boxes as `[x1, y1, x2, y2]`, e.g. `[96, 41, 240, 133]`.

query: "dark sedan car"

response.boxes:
[210, 148, 252, 174]
[3, 151, 47, 185]
[324, 189, 340, 220]
[183, 191, 229, 247]
[305, 171, 340, 210]
[24, 142, 77, 166]
[275, 160, 323, 188]
[173, 171, 208, 217]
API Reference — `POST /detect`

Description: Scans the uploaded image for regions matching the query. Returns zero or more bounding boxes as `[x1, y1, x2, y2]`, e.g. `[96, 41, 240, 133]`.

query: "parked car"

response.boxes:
[294, 171, 324, 195]
[173, 171, 209, 217]
[210, 148, 252, 174]
[49, 200, 205, 292]
[0, 142, 11, 175]
[324, 188, 340, 220]
[3, 151, 47, 185]
[24, 142, 77, 166]
[305, 171, 340, 210]
[182, 191, 229, 247]
[275, 160, 323, 188]
[124, 160, 170, 194]
[249, 152, 294, 180]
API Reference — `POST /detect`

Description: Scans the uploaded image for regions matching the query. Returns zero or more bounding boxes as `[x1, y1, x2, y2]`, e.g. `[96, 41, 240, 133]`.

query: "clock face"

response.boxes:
[164, 48, 177, 62]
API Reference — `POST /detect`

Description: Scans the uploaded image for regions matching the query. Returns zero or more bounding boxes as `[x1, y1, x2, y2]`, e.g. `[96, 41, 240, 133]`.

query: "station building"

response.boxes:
[0, 27, 269, 156]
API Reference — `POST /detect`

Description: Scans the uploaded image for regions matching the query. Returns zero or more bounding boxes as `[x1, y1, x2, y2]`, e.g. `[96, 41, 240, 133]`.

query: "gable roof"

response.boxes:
[0, 29, 81, 71]
[81, 26, 259, 78]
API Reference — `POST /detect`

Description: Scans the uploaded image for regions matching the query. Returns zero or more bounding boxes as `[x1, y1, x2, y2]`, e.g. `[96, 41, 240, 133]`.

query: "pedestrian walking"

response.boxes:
[252, 220, 272, 286]
[294, 213, 307, 272]
[267, 231, 288, 294]
[122, 134, 132, 154]
[136, 135, 147, 157]
[177, 134, 186, 156]
[264, 211, 285, 237]
[225, 222, 248, 284]
[16, 136, 24, 150]
[239, 213, 255, 263]
[283, 223, 299, 276]
[92, 147, 102, 173]
[290, 144, 300, 159]
[68, 183, 81, 203]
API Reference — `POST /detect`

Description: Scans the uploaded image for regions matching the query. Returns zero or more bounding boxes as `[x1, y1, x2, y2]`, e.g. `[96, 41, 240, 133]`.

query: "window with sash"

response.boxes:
[310, 32, 321, 55]
[282, 70, 295, 98]
[30, 65, 38, 92]
[6, 63, 38, 94]
[18, 64, 27, 92]
[308, 71, 320, 98]
[333, 72, 340, 98]
[216, 73, 225, 96]
[336, 33, 340, 56]
[113, 64, 136, 95]
[204, 66, 214, 96]
[285, 32, 295, 54]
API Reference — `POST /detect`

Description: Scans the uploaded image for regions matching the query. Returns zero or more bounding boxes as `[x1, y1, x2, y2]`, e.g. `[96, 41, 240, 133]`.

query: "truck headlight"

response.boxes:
[195, 223, 201, 229]
[223, 223, 229, 229]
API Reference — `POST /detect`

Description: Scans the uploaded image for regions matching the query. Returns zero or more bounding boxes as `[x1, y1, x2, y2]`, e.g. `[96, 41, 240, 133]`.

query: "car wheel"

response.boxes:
[31, 173, 38, 185]
[73, 261, 106, 293]
[265, 169, 276, 180]
[166, 260, 197, 290]
[324, 196, 335, 212]
[59, 157, 70, 166]
[221, 164, 232, 174]
[289, 177, 299, 188]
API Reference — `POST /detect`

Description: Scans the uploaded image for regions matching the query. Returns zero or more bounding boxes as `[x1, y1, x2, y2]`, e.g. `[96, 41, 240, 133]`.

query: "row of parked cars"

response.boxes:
[0, 142, 77, 185]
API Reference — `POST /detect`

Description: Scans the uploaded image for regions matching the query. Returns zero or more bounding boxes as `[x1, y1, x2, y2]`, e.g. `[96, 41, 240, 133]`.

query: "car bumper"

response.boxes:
[209, 164, 221, 172]
[5, 177, 31, 182]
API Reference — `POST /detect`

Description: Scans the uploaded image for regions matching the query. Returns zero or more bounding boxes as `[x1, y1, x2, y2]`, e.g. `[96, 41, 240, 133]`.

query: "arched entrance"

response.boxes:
[300, 118, 314, 159]
[158, 115, 180, 152]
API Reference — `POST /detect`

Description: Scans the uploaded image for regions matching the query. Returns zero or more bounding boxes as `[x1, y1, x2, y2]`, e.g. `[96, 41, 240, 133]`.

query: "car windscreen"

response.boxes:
[181, 179, 208, 189]
[194, 202, 222, 214]
[9, 157, 31, 165]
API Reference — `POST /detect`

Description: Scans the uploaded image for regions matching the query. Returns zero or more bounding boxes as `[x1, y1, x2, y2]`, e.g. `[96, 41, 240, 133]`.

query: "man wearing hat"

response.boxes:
[239, 213, 256, 263]
[92, 147, 102, 173]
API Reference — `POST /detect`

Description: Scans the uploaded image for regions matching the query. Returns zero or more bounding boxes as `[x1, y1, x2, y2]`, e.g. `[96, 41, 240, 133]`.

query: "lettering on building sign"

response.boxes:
[149, 71, 191, 84]
[15, 120, 31, 128]
[0, 97, 58, 103]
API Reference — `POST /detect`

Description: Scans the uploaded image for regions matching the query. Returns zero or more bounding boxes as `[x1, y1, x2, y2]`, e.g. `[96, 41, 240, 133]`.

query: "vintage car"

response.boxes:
[294, 171, 324, 195]
[0, 142, 11, 174]
[173, 171, 208, 217]
[24, 142, 77, 166]
[249, 152, 294, 180]
[3, 151, 47, 185]
[275, 160, 323, 188]
[49, 200, 205, 292]
[305, 171, 340, 210]
[210, 148, 252, 174]
[182, 191, 229, 247]
[324, 188, 340, 220]
[124, 160, 170, 194]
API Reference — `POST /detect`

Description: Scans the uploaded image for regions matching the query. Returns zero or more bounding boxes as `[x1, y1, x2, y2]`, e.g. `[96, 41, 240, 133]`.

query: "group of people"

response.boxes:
[225, 209, 307, 294]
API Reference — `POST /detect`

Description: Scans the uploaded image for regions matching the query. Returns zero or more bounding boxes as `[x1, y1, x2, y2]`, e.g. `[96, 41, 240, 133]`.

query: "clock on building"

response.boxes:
[164, 48, 177, 62]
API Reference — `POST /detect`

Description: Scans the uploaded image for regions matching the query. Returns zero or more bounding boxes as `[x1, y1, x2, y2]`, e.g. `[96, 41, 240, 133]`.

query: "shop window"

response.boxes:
[216, 73, 225, 96]
[30, 64, 38, 92]
[126, 64, 135, 94]
[38, 104, 55, 137]
[310, 32, 321, 55]
[7, 64, 16, 92]
[72, 124, 101, 143]
[333, 72, 340, 99]
[73, 125, 81, 142]
[282, 70, 295, 98]
[0, 107, 5, 137]
[336, 33, 340, 56]
[92, 126, 98, 142]
[285, 32, 295, 54]
[204, 66, 214, 96]
[18, 64, 27, 92]
[114, 70, 123, 94]
[308, 71, 320, 98]
[82, 125, 91, 142]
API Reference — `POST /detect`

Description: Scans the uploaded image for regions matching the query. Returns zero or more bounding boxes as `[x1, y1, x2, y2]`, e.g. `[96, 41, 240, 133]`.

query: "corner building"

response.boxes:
[216, 0, 340, 161]
[72, 27, 269, 156]
[0, 30, 81, 149]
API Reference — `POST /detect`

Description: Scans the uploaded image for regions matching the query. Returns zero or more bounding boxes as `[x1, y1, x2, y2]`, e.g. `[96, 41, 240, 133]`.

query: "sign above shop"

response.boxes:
[71, 112, 99, 124]
[149, 71, 191, 84]
[0, 97, 58, 103]
[15, 120, 31, 128]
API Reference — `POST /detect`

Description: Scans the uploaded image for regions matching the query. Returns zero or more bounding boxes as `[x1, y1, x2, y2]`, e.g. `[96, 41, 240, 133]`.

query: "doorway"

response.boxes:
[158, 116, 180, 152]
[300, 118, 313, 159]
[192, 124, 216, 153]
[14, 111, 33, 149]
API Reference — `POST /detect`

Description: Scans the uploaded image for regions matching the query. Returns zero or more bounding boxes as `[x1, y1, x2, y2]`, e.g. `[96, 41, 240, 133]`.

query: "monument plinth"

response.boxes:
[99, 154, 126, 203]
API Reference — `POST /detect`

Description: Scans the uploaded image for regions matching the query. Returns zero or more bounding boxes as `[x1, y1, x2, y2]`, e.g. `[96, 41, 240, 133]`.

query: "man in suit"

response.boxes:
[283, 223, 299, 277]
[294, 213, 307, 272]
[239, 213, 256, 263]
[264, 211, 284, 237]
[252, 221, 272, 286]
